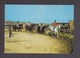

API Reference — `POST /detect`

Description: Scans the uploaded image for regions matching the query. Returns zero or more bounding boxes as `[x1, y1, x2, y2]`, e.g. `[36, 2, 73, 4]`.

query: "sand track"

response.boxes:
[4, 32, 72, 54]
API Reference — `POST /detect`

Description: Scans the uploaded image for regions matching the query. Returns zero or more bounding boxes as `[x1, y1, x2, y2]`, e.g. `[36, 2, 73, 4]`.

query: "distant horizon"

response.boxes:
[5, 20, 72, 23]
[5, 20, 72, 24]
[5, 5, 74, 23]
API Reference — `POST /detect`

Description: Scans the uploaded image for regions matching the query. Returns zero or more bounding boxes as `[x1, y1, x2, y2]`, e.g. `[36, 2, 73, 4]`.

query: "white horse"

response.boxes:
[49, 25, 60, 38]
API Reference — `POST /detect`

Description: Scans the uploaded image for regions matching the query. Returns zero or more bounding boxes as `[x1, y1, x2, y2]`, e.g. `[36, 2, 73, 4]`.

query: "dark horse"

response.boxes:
[12, 24, 23, 32]
[37, 25, 49, 34]
[25, 24, 35, 32]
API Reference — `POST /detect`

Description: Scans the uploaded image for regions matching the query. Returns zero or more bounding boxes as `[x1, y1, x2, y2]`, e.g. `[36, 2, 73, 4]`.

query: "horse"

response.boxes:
[37, 25, 48, 34]
[12, 24, 23, 32]
[49, 25, 60, 38]
[12, 24, 17, 31]
[25, 24, 35, 33]
[40, 25, 49, 34]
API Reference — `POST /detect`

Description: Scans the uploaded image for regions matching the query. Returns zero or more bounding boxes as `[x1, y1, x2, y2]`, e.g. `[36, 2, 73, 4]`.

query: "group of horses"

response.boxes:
[12, 24, 23, 32]
[12, 23, 61, 38]
[12, 24, 48, 32]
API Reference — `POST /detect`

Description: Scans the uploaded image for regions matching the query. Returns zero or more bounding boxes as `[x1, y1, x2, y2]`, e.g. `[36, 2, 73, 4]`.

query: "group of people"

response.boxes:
[8, 20, 61, 38]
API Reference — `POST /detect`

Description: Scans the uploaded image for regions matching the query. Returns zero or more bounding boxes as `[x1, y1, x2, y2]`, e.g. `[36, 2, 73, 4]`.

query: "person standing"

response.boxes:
[16, 24, 19, 32]
[27, 22, 31, 32]
[37, 24, 40, 33]
[8, 25, 12, 38]
[40, 24, 43, 34]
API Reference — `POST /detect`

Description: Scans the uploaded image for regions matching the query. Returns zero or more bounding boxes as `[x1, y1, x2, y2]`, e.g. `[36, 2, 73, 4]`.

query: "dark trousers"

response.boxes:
[9, 31, 12, 38]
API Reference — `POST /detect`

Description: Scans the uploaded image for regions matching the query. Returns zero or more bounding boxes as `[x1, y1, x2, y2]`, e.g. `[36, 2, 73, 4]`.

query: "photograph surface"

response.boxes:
[4, 5, 74, 54]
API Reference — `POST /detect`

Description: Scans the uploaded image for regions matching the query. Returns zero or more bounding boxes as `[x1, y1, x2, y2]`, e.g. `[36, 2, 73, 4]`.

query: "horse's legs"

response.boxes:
[56, 32, 58, 38]
[18, 28, 19, 31]
[51, 31, 53, 37]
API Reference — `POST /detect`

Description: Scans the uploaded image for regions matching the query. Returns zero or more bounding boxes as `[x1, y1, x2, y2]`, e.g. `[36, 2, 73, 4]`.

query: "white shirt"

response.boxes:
[27, 23, 31, 26]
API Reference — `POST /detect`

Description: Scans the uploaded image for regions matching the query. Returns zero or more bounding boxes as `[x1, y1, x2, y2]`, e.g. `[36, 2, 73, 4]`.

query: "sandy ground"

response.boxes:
[4, 31, 72, 54]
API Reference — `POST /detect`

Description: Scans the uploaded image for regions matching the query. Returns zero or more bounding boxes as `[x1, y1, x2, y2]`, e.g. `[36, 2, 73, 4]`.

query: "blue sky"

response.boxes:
[5, 5, 74, 23]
